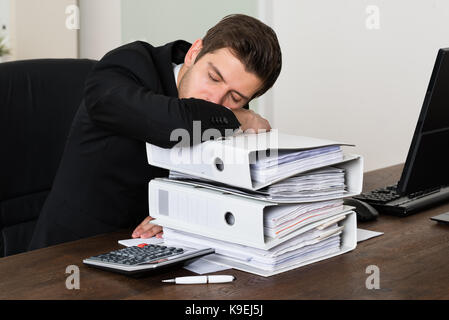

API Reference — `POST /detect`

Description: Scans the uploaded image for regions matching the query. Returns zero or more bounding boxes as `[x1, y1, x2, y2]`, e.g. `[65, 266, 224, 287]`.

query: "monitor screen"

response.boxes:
[397, 48, 449, 194]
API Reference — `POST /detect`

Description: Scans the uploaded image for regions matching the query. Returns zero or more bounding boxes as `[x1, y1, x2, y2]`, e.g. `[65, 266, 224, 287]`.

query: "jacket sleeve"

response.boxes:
[83, 42, 241, 148]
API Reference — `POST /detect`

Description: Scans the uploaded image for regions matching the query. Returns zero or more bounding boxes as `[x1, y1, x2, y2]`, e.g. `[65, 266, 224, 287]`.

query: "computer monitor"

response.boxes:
[397, 48, 449, 195]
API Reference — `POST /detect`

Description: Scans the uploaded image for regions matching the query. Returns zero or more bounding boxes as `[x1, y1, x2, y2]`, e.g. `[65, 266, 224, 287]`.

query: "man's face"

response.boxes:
[177, 40, 262, 110]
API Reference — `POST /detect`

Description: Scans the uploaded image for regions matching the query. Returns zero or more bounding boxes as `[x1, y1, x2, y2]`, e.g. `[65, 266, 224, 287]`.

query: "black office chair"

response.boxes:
[0, 58, 97, 256]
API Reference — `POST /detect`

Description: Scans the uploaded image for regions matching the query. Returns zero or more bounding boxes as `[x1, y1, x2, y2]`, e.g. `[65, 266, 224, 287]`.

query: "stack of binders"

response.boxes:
[145, 131, 362, 277]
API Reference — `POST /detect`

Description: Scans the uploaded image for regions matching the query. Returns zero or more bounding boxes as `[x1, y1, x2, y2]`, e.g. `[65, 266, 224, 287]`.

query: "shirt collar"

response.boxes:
[173, 63, 183, 91]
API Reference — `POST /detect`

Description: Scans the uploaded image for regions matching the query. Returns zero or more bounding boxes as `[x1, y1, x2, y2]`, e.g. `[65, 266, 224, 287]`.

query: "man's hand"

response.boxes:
[132, 216, 163, 239]
[231, 108, 271, 133]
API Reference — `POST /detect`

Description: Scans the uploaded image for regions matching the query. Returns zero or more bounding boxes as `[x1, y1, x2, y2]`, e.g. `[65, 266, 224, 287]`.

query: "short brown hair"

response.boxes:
[195, 14, 282, 100]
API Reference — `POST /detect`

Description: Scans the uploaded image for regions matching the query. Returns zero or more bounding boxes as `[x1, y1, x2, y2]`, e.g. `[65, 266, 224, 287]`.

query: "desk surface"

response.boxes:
[1, 164, 449, 300]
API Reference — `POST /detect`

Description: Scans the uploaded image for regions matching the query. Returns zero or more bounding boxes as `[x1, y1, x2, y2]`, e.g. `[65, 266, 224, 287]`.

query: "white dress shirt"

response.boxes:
[173, 63, 183, 91]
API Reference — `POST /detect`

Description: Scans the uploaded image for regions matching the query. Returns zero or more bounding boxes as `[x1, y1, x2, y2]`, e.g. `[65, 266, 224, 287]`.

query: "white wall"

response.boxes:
[267, 0, 449, 171]
[78, 0, 449, 172]
[9, 0, 78, 60]
[79, 0, 257, 61]
[0, 0, 9, 36]
[78, 0, 121, 60]
[0, 0, 10, 61]
[121, 0, 257, 46]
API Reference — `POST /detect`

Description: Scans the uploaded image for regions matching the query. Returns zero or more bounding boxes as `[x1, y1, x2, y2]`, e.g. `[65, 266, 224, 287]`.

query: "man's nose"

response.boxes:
[207, 89, 226, 105]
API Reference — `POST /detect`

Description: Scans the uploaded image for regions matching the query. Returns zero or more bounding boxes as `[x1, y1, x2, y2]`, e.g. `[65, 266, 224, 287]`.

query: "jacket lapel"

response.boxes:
[152, 40, 191, 98]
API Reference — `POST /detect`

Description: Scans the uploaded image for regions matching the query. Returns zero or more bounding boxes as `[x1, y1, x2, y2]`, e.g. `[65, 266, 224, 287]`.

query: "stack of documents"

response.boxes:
[146, 131, 360, 190]
[169, 166, 347, 203]
[250, 145, 343, 183]
[262, 167, 346, 199]
[163, 221, 343, 273]
[263, 199, 344, 238]
[146, 132, 362, 277]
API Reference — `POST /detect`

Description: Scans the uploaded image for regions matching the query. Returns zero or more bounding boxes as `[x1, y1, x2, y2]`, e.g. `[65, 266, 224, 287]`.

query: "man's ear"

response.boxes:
[184, 39, 203, 67]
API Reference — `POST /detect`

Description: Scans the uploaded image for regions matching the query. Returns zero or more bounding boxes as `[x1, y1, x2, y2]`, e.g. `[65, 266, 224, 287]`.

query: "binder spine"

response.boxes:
[211, 144, 254, 189]
[149, 180, 268, 248]
[146, 142, 254, 189]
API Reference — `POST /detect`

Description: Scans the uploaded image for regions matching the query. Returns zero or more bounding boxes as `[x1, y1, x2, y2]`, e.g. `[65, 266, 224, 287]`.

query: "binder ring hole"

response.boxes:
[214, 157, 224, 171]
[224, 212, 235, 226]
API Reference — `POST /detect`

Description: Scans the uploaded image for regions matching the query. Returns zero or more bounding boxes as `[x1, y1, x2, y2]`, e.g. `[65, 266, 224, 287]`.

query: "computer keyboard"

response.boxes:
[83, 243, 214, 275]
[355, 184, 402, 204]
[354, 184, 449, 216]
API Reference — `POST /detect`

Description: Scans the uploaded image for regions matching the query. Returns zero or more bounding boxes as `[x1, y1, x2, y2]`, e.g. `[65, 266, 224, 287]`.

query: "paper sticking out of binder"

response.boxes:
[146, 131, 362, 276]
[146, 131, 362, 191]
[149, 179, 357, 277]
[149, 178, 356, 250]
[168, 165, 358, 203]
[162, 215, 355, 277]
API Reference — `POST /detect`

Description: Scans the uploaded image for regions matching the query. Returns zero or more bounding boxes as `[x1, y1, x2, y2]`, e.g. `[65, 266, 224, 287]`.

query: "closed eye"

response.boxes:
[231, 94, 241, 103]
[208, 73, 219, 82]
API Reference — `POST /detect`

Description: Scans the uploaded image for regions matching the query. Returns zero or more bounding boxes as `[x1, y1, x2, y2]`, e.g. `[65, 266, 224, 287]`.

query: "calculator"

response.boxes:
[83, 243, 214, 275]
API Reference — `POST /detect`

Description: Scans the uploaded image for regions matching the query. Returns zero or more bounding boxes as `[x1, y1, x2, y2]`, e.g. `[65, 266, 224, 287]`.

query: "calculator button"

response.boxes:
[87, 244, 191, 268]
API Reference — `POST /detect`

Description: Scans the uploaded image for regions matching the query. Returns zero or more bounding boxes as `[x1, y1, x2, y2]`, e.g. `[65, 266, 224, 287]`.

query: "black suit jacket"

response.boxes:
[28, 40, 241, 250]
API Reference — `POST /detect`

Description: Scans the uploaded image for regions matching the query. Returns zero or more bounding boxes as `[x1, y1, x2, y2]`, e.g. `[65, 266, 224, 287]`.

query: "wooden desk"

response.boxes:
[1, 164, 448, 300]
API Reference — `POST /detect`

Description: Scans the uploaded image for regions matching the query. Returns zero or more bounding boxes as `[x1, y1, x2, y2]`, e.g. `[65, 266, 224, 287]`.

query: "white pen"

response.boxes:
[162, 275, 235, 284]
